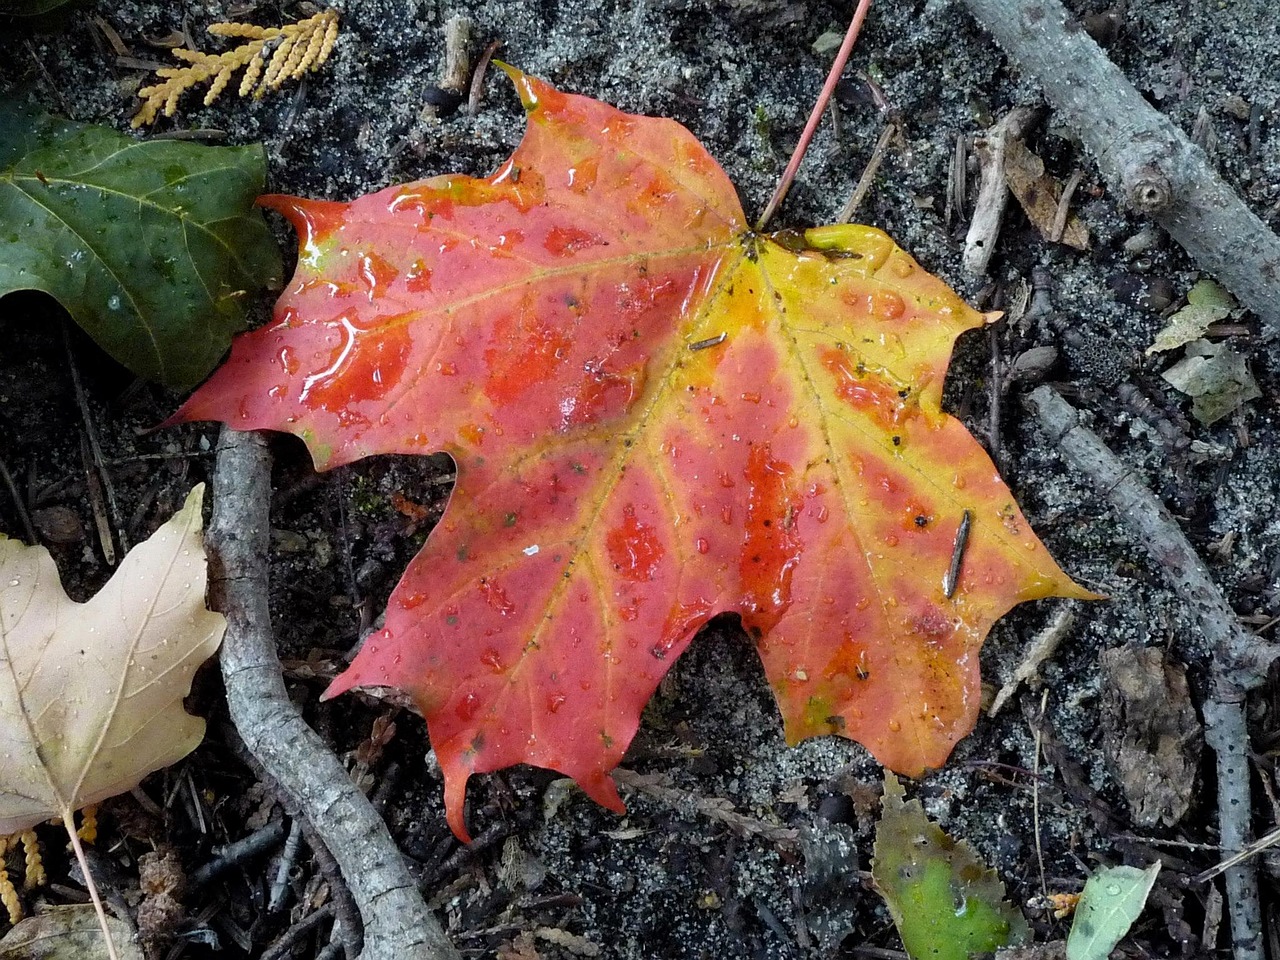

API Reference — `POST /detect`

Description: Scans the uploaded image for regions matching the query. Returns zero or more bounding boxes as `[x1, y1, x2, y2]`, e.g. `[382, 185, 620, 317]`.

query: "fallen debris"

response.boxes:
[1146, 279, 1236, 355]
[988, 605, 1078, 717]
[963, 0, 1280, 343]
[1002, 136, 1089, 249]
[1100, 647, 1202, 828]
[1028, 385, 1280, 960]
[964, 106, 1037, 276]
[1160, 339, 1261, 425]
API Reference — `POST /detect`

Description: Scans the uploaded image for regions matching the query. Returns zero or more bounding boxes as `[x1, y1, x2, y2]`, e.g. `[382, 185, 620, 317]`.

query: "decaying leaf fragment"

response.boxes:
[1002, 137, 1089, 250]
[0, 905, 143, 960]
[1146, 278, 1235, 355]
[1100, 646, 1201, 828]
[174, 70, 1091, 840]
[1160, 338, 1261, 424]
[872, 774, 1028, 960]
[0, 485, 225, 836]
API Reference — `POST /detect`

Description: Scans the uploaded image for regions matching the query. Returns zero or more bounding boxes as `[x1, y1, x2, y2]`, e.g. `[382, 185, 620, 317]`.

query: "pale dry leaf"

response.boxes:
[1003, 138, 1089, 250]
[1160, 338, 1261, 424]
[0, 904, 143, 960]
[0, 485, 224, 835]
[1145, 278, 1237, 355]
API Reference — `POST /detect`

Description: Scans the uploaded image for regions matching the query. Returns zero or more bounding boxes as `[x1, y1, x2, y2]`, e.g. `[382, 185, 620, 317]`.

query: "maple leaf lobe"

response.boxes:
[175, 70, 1090, 842]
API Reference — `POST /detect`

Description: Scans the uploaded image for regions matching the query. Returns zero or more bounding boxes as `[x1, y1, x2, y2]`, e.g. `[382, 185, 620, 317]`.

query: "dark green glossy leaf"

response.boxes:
[872, 774, 1029, 960]
[0, 103, 281, 388]
[0, 0, 78, 15]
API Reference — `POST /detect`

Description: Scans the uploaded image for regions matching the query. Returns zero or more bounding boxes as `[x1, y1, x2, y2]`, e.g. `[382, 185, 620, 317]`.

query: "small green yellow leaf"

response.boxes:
[872, 774, 1028, 960]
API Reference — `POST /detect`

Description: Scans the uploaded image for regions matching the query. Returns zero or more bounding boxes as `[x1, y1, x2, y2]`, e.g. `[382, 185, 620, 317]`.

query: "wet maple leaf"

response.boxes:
[175, 68, 1091, 840]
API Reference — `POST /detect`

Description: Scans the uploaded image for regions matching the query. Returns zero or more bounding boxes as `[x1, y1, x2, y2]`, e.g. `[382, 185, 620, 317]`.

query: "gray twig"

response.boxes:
[190, 818, 287, 888]
[1203, 693, 1263, 960]
[260, 902, 336, 960]
[963, 106, 1037, 276]
[962, 0, 1280, 339]
[206, 428, 460, 960]
[1027, 386, 1274, 960]
[1027, 387, 1280, 690]
[267, 817, 304, 914]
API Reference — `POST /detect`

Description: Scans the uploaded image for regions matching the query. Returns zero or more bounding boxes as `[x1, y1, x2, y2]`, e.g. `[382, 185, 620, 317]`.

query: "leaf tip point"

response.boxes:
[443, 771, 474, 843]
[318, 676, 348, 703]
[493, 61, 541, 112]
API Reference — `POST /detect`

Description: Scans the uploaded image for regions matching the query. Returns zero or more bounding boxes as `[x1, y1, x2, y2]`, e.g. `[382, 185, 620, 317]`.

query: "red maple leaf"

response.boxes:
[175, 69, 1091, 840]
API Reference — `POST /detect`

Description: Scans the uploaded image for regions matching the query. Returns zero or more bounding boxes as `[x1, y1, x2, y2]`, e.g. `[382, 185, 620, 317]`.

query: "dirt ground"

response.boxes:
[3, 0, 1280, 957]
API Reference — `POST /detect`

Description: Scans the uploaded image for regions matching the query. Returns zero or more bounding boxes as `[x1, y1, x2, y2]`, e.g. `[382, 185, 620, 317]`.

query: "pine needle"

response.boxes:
[133, 10, 339, 128]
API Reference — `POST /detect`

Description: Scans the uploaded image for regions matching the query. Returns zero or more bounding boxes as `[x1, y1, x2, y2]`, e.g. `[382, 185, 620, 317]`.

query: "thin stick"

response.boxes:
[268, 817, 304, 913]
[837, 121, 897, 222]
[1027, 385, 1274, 960]
[190, 818, 288, 888]
[755, 0, 875, 231]
[62, 322, 128, 559]
[261, 903, 336, 960]
[987, 322, 1002, 470]
[962, 0, 1280, 339]
[467, 40, 502, 115]
[1194, 824, 1280, 885]
[62, 809, 120, 960]
[0, 456, 37, 544]
[207, 429, 460, 960]
[1031, 689, 1049, 897]
[1027, 387, 1280, 690]
[1050, 168, 1085, 243]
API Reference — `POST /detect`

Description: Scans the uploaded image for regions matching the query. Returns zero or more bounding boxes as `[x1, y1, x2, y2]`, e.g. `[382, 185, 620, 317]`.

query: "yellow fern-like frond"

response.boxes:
[19, 831, 43, 891]
[133, 10, 339, 128]
[0, 836, 19, 925]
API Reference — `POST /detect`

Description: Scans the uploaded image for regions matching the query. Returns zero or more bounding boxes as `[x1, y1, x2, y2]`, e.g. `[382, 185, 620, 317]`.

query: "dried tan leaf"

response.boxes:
[0, 485, 224, 835]
[1003, 138, 1089, 250]
[0, 905, 143, 960]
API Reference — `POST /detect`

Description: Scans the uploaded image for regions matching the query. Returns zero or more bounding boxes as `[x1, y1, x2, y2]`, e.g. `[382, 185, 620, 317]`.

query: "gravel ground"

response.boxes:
[3, 0, 1280, 957]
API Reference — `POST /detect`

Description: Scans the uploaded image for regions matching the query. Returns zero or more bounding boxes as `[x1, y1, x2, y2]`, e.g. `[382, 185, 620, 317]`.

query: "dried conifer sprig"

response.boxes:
[0, 830, 44, 924]
[132, 10, 339, 128]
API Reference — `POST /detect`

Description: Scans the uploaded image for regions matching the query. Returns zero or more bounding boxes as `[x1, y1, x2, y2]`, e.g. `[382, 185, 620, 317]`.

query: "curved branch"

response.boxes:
[206, 428, 460, 960]
[962, 0, 1280, 337]
[1027, 387, 1279, 689]
[1027, 386, 1272, 960]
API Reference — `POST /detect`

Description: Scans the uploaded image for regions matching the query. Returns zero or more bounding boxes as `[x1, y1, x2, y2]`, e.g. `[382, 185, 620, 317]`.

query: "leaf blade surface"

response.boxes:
[0, 104, 281, 387]
[174, 70, 1091, 839]
[0, 485, 225, 834]
[872, 773, 1028, 960]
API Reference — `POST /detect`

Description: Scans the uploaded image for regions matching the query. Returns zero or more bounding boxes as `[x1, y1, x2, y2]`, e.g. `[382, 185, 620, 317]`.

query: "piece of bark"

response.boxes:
[1100, 646, 1202, 828]
[963, 0, 1280, 341]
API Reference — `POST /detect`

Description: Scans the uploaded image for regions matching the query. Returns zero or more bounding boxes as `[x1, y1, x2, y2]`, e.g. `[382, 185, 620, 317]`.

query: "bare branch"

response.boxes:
[206, 428, 460, 960]
[963, 0, 1280, 338]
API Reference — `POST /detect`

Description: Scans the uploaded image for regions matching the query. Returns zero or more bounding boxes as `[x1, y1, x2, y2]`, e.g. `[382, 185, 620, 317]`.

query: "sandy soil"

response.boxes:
[3, 0, 1279, 957]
